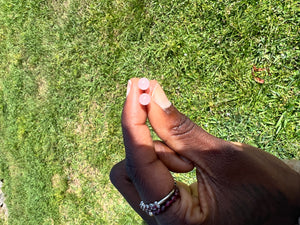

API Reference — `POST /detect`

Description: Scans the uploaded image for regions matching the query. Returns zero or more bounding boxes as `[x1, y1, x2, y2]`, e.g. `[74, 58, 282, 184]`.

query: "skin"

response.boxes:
[110, 78, 300, 225]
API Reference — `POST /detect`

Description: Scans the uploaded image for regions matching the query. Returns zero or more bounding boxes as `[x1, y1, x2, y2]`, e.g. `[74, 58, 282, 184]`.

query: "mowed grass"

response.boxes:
[0, 0, 299, 224]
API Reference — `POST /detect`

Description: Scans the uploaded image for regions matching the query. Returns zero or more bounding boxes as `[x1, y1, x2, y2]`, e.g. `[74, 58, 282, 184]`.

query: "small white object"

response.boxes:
[139, 93, 151, 106]
[138, 78, 150, 90]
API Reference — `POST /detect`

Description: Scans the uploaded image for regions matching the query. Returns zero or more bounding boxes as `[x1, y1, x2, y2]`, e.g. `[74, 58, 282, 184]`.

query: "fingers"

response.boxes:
[122, 78, 174, 202]
[153, 141, 194, 173]
[147, 81, 226, 163]
[110, 160, 158, 225]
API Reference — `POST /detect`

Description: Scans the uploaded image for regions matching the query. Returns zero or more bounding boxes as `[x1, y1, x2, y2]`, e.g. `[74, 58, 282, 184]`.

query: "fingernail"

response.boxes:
[126, 80, 131, 97]
[152, 84, 171, 110]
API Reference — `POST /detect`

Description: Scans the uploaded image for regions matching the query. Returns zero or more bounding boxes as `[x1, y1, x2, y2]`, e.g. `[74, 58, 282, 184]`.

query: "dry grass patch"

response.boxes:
[37, 76, 48, 99]
[50, 0, 70, 19]
[0, 207, 8, 225]
[56, 153, 135, 224]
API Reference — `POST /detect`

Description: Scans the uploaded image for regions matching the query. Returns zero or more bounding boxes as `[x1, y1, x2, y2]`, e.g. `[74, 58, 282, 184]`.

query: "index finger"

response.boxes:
[122, 78, 174, 202]
[122, 78, 154, 166]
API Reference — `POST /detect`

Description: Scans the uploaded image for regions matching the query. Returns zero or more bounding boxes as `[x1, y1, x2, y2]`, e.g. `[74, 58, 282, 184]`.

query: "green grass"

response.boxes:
[0, 0, 299, 224]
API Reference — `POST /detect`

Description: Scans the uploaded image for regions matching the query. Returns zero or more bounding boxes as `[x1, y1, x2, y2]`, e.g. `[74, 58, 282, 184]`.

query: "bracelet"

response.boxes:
[139, 182, 180, 216]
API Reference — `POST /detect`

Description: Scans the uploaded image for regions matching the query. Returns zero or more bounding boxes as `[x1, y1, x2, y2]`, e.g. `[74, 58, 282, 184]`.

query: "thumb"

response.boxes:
[147, 81, 224, 162]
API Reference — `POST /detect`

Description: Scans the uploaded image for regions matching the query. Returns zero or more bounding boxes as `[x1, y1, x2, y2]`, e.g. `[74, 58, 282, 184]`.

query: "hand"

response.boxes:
[110, 78, 300, 225]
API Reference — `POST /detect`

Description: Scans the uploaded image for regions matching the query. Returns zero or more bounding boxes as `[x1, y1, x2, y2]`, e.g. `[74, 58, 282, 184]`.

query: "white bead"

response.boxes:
[138, 78, 150, 90]
[139, 93, 151, 106]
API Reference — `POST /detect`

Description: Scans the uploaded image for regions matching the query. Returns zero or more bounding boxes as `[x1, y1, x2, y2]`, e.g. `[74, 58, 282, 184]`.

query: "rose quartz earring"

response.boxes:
[139, 93, 151, 105]
[138, 78, 150, 90]
[138, 78, 150, 105]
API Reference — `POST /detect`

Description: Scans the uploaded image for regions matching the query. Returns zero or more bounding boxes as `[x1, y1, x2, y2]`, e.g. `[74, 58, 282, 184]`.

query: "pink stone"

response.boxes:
[138, 78, 150, 90]
[139, 93, 151, 105]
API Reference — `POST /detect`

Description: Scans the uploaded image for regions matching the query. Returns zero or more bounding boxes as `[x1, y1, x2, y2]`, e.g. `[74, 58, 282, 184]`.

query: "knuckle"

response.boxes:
[170, 114, 196, 138]
[125, 163, 145, 185]
[110, 162, 127, 187]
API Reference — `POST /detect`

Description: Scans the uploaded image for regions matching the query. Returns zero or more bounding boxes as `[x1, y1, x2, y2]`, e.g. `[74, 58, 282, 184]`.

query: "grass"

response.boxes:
[0, 0, 299, 224]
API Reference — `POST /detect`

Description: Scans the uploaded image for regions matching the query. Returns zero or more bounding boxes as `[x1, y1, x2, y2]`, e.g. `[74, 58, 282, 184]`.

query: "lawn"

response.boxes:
[0, 0, 299, 224]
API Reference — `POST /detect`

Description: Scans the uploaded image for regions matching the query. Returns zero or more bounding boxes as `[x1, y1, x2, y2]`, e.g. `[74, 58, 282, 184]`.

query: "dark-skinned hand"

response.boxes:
[110, 78, 300, 225]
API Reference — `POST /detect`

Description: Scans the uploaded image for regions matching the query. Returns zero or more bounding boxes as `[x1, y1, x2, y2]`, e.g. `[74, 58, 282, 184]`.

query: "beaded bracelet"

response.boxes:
[139, 182, 180, 216]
